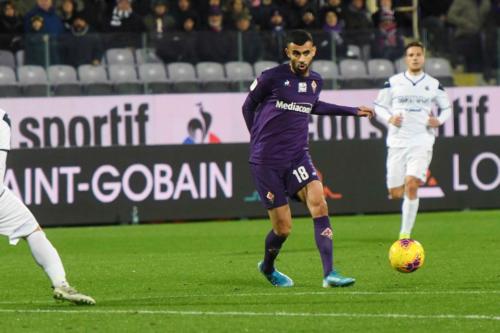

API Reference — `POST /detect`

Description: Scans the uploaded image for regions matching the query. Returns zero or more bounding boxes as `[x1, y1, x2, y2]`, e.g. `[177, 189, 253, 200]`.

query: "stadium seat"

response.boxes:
[346, 44, 361, 59]
[15, 50, 24, 67]
[338, 59, 372, 89]
[78, 64, 113, 95]
[425, 58, 454, 86]
[253, 61, 278, 76]
[225, 61, 254, 91]
[394, 57, 405, 73]
[108, 64, 143, 95]
[367, 59, 395, 86]
[196, 62, 229, 92]
[167, 62, 199, 93]
[135, 48, 162, 64]
[0, 66, 20, 97]
[138, 63, 169, 94]
[47, 65, 81, 96]
[312, 60, 339, 89]
[17, 65, 49, 96]
[0, 50, 15, 69]
[105, 48, 135, 65]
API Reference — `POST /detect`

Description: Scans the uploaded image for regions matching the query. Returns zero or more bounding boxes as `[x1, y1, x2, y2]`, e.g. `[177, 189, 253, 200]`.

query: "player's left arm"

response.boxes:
[428, 84, 452, 128]
[312, 101, 374, 118]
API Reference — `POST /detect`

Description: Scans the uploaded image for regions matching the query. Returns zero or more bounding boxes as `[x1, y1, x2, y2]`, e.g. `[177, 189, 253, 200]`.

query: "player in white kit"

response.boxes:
[374, 41, 452, 239]
[0, 109, 95, 305]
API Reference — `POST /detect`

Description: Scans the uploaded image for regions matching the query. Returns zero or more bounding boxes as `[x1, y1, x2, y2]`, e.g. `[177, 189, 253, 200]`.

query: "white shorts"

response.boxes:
[0, 188, 39, 245]
[386, 146, 433, 189]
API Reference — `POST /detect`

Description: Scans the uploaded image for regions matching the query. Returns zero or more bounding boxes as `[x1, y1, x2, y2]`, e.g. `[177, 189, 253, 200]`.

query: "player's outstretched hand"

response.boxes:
[357, 106, 374, 118]
[428, 116, 441, 128]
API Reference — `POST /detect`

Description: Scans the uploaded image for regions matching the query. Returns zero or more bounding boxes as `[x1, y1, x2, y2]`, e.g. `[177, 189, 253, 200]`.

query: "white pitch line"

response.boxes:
[0, 309, 498, 321]
[0, 290, 498, 305]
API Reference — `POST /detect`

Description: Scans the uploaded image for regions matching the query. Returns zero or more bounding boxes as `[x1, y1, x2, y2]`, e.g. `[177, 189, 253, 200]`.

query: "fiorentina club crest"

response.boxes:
[321, 227, 333, 239]
[311, 80, 317, 93]
[266, 191, 275, 203]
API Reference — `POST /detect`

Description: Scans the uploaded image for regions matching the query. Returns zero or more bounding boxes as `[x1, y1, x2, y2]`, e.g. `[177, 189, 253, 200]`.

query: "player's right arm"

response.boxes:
[374, 80, 400, 126]
[242, 71, 272, 132]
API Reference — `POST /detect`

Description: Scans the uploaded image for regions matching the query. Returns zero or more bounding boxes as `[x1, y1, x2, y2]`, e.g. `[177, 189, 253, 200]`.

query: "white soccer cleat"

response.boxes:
[53, 286, 96, 305]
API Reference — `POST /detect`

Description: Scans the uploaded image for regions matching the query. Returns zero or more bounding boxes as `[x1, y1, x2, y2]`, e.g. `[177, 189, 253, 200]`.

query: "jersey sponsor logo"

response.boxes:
[298, 82, 307, 93]
[311, 80, 317, 93]
[396, 95, 431, 105]
[275, 100, 313, 114]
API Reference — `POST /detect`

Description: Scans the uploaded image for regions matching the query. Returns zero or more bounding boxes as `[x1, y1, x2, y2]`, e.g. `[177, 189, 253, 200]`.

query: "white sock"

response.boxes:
[400, 196, 419, 236]
[26, 231, 68, 288]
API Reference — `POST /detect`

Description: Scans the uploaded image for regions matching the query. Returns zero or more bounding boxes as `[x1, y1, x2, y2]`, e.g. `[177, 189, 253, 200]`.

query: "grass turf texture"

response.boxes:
[0, 210, 498, 332]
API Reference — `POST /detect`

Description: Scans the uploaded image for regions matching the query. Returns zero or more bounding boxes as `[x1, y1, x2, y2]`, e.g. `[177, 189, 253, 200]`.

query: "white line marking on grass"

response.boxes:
[0, 309, 498, 321]
[0, 290, 498, 305]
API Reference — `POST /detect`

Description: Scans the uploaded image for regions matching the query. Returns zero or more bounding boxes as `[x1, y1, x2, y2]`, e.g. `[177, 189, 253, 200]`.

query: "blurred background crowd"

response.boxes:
[0, 0, 498, 86]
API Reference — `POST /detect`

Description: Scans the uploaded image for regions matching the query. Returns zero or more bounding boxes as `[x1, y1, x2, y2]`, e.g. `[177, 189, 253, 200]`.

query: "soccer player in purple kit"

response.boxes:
[242, 30, 374, 288]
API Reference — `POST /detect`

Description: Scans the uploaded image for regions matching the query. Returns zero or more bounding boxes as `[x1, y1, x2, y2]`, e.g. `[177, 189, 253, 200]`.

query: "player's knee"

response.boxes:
[389, 188, 404, 199]
[308, 196, 328, 215]
[405, 179, 419, 196]
[274, 225, 291, 237]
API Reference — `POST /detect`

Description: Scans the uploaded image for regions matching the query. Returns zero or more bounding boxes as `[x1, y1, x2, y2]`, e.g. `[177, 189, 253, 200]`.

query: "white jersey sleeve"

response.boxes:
[374, 81, 393, 124]
[434, 84, 452, 125]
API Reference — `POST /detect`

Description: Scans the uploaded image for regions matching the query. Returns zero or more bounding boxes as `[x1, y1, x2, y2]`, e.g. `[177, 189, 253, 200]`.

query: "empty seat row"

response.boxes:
[0, 48, 162, 69]
[313, 58, 454, 89]
[0, 58, 454, 97]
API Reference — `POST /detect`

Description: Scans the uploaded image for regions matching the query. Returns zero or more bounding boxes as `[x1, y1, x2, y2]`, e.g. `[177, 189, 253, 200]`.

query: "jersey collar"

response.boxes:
[404, 71, 426, 86]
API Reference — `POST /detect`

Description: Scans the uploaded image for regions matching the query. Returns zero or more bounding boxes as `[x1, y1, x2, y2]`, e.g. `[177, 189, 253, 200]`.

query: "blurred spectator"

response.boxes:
[392, 0, 413, 37]
[344, 0, 373, 48]
[60, 12, 103, 66]
[105, 0, 146, 33]
[156, 14, 198, 63]
[198, 8, 237, 62]
[24, 0, 65, 35]
[288, 0, 317, 29]
[262, 8, 286, 61]
[447, 0, 491, 72]
[419, 0, 454, 56]
[132, 0, 152, 17]
[235, 13, 262, 62]
[24, 0, 64, 66]
[482, 0, 499, 81]
[59, 0, 78, 32]
[319, 10, 347, 59]
[371, 9, 404, 60]
[0, 1, 23, 52]
[250, 0, 285, 30]
[144, 0, 176, 34]
[224, 0, 251, 30]
[174, 0, 199, 30]
[8, 0, 36, 16]
[80, 0, 108, 31]
[319, 0, 344, 25]
[104, 0, 146, 47]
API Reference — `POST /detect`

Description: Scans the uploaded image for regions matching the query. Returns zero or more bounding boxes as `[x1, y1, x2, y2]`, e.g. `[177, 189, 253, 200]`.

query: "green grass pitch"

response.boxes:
[0, 210, 498, 332]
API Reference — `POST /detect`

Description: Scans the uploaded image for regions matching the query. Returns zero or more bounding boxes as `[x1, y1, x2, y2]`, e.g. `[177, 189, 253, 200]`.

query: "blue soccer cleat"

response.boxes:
[258, 261, 294, 287]
[322, 270, 356, 288]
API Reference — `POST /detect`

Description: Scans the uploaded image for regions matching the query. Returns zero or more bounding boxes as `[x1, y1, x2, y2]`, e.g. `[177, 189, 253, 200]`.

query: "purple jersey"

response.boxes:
[242, 64, 358, 165]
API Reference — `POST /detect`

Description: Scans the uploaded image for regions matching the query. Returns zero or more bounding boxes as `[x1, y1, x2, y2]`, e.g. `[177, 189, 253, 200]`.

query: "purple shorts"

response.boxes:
[250, 153, 319, 209]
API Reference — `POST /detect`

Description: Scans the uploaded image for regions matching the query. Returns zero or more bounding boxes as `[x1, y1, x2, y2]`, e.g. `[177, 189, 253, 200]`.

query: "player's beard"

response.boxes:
[293, 61, 309, 76]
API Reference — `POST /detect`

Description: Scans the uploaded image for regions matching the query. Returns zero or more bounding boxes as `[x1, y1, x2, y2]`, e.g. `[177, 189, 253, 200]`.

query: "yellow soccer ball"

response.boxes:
[389, 239, 425, 273]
